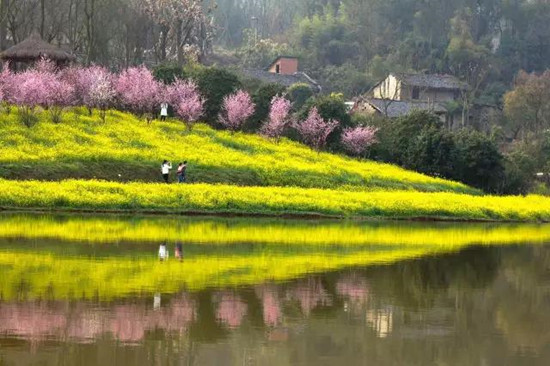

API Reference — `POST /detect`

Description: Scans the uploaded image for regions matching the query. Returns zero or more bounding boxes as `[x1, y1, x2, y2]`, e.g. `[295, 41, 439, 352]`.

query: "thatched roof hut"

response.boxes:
[0, 32, 76, 65]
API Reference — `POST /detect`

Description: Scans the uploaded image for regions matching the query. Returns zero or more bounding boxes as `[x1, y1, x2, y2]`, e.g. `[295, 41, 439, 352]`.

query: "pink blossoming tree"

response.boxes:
[341, 126, 379, 157]
[88, 76, 116, 123]
[42, 74, 75, 124]
[35, 58, 57, 74]
[260, 95, 292, 140]
[10, 69, 49, 127]
[218, 90, 255, 132]
[32, 59, 75, 123]
[70, 66, 116, 122]
[0, 64, 8, 111]
[166, 78, 205, 130]
[8, 60, 75, 126]
[294, 107, 339, 151]
[116, 66, 161, 123]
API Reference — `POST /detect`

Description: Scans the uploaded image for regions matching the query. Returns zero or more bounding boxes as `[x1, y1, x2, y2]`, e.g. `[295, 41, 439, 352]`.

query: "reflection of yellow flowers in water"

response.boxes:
[0, 249, 435, 301]
[0, 214, 549, 301]
[0, 214, 549, 246]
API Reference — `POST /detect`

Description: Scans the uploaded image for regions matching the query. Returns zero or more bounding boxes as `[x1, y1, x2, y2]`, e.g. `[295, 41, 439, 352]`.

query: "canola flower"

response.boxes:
[0, 248, 441, 301]
[0, 108, 475, 193]
[1, 213, 550, 247]
[1, 213, 549, 301]
[0, 179, 548, 221]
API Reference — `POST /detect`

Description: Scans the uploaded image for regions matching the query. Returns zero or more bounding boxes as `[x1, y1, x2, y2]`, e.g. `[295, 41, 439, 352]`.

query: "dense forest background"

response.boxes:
[2, 0, 550, 98]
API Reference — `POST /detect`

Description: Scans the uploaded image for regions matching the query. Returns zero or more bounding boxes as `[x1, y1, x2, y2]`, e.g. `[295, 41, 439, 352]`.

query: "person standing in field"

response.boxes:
[177, 161, 188, 183]
[159, 242, 168, 261]
[175, 242, 183, 261]
[161, 160, 172, 183]
[160, 102, 168, 121]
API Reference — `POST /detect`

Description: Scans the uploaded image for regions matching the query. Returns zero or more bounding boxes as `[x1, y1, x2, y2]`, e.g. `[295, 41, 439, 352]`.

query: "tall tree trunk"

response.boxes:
[40, 0, 45, 38]
[159, 24, 169, 62]
[176, 19, 183, 65]
[0, 0, 8, 50]
[84, 0, 96, 64]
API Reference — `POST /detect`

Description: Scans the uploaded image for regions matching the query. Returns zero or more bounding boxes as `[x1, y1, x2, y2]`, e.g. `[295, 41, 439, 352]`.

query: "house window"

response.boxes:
[275, 64, 280, 74]
[412, 87, 420, 100]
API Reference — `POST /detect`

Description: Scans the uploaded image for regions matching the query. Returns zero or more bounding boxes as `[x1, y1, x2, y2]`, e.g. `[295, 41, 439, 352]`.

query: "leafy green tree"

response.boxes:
[318, 63, 372, 97]
[245, 83, 286, 132]
[405, 128, 457, 178]
[386, 111, 457, 179]
[292, 9, 361, 68]
[453, 129, 504, 193]
[446, 8, 492, 127]
[299, 93, 351, 127]
[298, 93, 352, 148]
[503, 70, 550, 140]
[153, 64, 187, 85]
[235, 29, 291, 69]
[500, 144, 540, 195]
[371, 111, 504, 192]
[387, 111, 443, 165]
[287, 83, 314, 112]
[191, 67, 242, 124]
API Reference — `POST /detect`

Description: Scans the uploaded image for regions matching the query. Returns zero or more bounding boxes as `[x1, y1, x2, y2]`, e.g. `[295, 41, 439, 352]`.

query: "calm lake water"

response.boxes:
[0, 213, 550, 365]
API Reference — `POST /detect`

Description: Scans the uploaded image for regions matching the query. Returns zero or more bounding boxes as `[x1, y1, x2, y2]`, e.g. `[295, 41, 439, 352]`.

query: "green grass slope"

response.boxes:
[0, 108, 476, 194]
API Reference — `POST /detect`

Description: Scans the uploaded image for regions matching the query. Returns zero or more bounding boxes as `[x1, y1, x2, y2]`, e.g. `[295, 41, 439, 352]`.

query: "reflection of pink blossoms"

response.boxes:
[256, 285, 282, 326]
[215, 292, 248, 328]
[287, 278, 332, 316]
[110, 305, 146, 343]
[336, 274, 370, 313]
[0, 296, 196, 344]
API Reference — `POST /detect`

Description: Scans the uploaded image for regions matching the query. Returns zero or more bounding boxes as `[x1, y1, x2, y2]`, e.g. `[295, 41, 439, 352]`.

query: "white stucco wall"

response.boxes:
[373, 74, 402, 100]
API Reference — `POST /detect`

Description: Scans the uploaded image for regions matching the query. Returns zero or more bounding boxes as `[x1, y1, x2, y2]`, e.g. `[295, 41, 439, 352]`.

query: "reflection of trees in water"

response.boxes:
[494, 246, 550, 354]
[4, 244, 550, 364]
[255, 284, 282, 327]
[214, 292, 248, 329]
[363, 245, 500, 309]
[0, 294, 196, 344]
[336, 273, 370, 314]
[286, 278, 332, 317]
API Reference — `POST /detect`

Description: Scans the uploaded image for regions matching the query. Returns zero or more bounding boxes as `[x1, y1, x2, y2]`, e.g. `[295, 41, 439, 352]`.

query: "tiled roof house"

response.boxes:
[354, 73, 468, 122]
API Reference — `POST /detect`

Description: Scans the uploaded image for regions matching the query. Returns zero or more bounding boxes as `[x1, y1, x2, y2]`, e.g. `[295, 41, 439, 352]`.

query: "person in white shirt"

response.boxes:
[161, 160, 172, 183]
[160, 102, 169, 121]
[159, 243, 168, 261]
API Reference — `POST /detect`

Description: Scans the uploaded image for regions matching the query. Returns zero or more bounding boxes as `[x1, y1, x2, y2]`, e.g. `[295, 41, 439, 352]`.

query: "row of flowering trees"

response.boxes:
[218, 92, 378, 156]
[0, 59, 378, 156]
[0, 59, 206, 127]
[261, 97, 378, 156]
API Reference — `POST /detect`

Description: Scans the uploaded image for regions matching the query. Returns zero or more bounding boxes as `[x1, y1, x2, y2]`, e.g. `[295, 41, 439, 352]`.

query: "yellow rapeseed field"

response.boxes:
[0, 179, 548, 221]
[0, 108, 476, 193]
